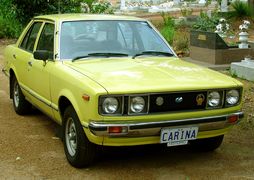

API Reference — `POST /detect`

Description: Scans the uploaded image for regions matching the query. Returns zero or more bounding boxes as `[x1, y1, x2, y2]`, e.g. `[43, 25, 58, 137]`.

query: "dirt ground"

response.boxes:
[0, 40, 254, 179]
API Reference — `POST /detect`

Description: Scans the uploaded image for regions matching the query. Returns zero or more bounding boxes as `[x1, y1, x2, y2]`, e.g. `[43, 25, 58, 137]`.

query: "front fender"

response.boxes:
[56, 89, 104, 145]
[56, 89, 84, 125]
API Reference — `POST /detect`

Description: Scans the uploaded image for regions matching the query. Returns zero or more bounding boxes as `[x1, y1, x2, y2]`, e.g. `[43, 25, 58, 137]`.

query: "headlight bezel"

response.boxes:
[128, 95, 149, 115]
[206, 88, 242, 109]
[206, 90, 224, 109]
[225, 89, 241, 107]
[99, 95, 149, 116]
[99, 96, 124, 116]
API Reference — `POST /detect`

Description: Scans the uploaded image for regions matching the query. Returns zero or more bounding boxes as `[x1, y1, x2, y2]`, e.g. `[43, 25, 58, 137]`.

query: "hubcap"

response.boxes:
[14, 82, 20, 107]
[65, 117, 77, 156]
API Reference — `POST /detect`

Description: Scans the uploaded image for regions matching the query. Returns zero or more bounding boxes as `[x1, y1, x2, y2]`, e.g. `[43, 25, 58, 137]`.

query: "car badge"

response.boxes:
[156, 97, 164, 106]
[196, 94, 205, 106]
[175, 97, 183, 103]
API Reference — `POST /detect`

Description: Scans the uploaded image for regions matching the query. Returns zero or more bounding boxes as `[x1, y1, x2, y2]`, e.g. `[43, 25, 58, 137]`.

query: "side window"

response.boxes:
[20, 22, 42, 52]
[37, 23, 55, 59]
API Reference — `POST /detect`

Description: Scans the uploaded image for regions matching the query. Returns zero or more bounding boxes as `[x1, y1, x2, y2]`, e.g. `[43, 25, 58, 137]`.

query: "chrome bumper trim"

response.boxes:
[88, 112, 244, 137]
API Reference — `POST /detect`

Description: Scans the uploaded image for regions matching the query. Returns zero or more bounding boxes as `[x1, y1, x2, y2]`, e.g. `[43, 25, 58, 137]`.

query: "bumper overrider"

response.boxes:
[88, 112, 244, 137]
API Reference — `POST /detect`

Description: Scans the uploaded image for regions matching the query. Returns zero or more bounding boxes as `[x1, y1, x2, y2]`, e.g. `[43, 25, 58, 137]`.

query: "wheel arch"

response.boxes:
[57, 90, 103, 146]
[58, 96, 73, 119]
[58, 92, 86, 127]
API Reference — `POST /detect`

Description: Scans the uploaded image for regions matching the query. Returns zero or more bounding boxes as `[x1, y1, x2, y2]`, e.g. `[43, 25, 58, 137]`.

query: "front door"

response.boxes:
[26, 22, 55, 118]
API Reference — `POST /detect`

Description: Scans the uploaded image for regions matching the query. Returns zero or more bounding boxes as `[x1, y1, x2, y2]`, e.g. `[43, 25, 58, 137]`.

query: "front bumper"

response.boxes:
[88, 112, 244, 137]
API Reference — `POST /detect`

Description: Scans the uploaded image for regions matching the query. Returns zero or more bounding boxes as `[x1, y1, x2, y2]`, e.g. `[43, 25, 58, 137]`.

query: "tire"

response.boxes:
[12, 76, 31, 115]
[63, 106, 96, 168]
[190, 135, 224, 152]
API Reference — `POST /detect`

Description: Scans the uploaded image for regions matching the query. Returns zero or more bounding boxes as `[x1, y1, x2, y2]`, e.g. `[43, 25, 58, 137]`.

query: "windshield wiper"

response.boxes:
[132, 51, 174, 59]
[72, 55, 89, 62]
[72, 52, 129, 62]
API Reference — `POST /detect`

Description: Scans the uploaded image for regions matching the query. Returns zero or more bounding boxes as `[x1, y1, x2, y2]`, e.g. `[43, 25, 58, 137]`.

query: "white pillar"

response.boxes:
[173, 0, 180, 5]
[199, 0, 206, 4]
[239, 31, 249, 49]
[221, 0, 228, 12]
[120, 0, 126, 10]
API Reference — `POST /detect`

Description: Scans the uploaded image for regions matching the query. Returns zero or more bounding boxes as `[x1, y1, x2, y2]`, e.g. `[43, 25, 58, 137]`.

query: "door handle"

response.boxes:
[13, 54, 16, 59]
[28, 61, 33, 67]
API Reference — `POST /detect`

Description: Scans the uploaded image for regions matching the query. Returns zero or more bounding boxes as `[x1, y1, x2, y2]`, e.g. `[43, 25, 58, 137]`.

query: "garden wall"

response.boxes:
[190, 30, 254, 64]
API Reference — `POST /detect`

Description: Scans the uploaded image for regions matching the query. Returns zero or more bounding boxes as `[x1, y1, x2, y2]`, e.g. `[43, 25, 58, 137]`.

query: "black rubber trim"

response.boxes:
[89, 125, 107, 131]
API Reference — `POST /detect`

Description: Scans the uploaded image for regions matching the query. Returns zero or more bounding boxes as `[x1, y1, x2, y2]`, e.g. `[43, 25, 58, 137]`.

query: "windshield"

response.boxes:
[60, 20, 174, 60]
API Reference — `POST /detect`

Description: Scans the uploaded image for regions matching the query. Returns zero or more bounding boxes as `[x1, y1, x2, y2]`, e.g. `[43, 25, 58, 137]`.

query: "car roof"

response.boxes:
[34, 14, 146, 22]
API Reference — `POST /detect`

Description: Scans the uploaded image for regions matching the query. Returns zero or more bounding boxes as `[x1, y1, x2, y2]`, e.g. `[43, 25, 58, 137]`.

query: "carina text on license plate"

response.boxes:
[160, 127, 199, 146]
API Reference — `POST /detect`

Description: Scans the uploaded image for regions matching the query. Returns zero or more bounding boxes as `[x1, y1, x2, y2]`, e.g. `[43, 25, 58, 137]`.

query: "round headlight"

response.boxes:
[102, 97, 119, 114]
[208, 91, 221, 107]
[226, 90, 239, 105]
[130, 96, 145, 113]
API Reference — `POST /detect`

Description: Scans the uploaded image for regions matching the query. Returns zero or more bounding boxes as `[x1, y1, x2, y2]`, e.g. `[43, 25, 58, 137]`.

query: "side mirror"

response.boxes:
[34, 50, 49, 61]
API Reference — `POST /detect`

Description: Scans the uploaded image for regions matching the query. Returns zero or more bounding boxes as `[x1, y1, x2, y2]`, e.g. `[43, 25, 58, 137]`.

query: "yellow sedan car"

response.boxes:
[2, 14, 243, 167]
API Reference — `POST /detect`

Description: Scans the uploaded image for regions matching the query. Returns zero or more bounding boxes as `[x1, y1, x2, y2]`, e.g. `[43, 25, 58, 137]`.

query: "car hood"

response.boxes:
[64, 57, 240, 93]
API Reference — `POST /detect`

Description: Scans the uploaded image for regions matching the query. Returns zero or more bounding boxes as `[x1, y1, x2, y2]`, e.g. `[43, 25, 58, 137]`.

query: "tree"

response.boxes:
[248, 0, 254, 9]
[13, 0, 86, 24]
[0, 0, 112, 38]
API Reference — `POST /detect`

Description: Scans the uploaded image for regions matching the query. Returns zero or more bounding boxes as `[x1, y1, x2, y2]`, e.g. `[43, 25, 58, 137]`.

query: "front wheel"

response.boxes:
[190, 135, 224, 152]
[63, 106, 96, 168]
[12, 77, 31, 115]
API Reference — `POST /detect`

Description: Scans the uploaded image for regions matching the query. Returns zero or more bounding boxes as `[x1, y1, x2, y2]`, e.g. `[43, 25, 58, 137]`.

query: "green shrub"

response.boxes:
[192, 11, 220, 32]
[161, 12, 175, 28]
[90, 2, 113, 14]
[0, 0, 23, 38]
[0, 0, 113, 38]
[0, 16, 22, 38]
[173, 33, 189, 52]
[180, 8, 193, 17]
[175, 19, 192, 29]
[160, 13, 175, 45]
[230, 0, 253, 19]
[160, 27, 175, 45]
[10, 0, 87, 24]
[10, 0, 112, 24]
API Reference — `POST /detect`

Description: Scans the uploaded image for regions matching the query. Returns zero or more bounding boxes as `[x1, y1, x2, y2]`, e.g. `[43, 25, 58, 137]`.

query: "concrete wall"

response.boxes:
[190, 46, 254, 64]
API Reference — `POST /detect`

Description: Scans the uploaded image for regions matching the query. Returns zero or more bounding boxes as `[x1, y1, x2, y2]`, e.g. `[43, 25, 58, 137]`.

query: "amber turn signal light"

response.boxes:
[82, 94, 90, 101]
[108, 126, 128, 134]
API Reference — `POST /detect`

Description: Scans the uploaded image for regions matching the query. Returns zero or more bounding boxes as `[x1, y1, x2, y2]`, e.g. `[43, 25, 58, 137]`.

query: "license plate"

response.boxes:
[160, 127, 199, 147]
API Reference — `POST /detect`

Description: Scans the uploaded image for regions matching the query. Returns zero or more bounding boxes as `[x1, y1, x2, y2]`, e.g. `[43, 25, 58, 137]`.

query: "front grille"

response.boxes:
[149, 91, 207, 113]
